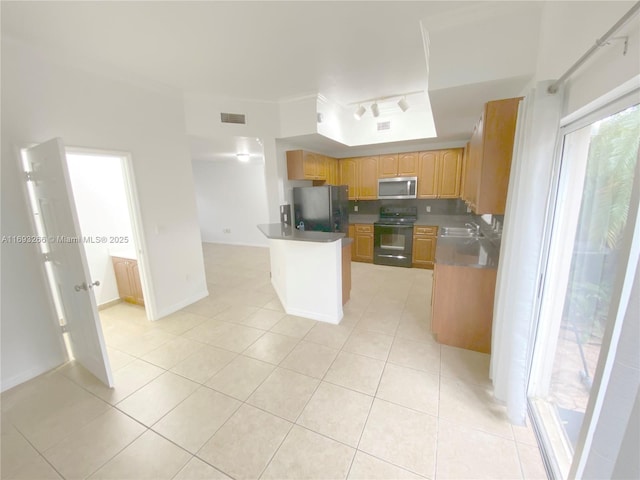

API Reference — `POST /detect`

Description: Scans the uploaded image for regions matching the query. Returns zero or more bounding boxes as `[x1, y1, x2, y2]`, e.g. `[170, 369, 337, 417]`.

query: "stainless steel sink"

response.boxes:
[440, 226, 484, 238]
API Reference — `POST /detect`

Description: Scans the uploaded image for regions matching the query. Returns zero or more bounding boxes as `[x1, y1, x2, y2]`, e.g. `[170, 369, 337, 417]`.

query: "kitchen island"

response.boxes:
[257, 224, 351, 324]
[431, 232, 500, 353]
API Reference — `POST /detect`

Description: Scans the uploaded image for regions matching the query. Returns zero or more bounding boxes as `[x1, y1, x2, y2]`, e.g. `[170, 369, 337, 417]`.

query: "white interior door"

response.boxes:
[22, 138, 113, 387]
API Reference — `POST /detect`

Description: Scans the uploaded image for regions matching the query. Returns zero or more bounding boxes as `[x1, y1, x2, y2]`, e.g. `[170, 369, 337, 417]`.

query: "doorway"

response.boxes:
[65, 151, 148, 320]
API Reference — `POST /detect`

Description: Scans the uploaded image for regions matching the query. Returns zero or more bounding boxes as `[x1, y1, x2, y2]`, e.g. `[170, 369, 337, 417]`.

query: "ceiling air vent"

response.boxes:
[377, 121, 391, 131]
[220, 112, 246, 124]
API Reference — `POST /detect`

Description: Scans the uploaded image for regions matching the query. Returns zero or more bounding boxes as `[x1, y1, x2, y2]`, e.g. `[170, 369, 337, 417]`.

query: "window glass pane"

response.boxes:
[545, 103, 639, 456]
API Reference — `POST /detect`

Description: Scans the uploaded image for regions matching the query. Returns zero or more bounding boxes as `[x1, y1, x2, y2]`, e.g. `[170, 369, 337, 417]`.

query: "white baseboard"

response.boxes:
[1, 356, 65, 392]
[202, 240, 268, 248]
[284, 305, 343, 325]
[98, 299, 122, 311]
[153, 288, 209, 320]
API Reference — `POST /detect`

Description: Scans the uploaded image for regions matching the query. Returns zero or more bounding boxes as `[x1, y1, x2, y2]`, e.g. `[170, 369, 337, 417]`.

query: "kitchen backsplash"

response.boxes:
[349, 198, 469, 215]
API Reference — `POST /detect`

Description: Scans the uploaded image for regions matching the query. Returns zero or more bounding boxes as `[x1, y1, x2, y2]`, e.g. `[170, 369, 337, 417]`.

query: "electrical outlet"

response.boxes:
[426, 205, 431, 213]
[223, 228, 231, 234]
[354, 205, 359, 212]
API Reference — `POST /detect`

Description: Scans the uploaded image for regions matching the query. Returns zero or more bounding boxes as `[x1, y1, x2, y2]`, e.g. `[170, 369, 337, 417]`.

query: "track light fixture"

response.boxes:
[371, 102, 380, 118]
[350, 91, 420, 119]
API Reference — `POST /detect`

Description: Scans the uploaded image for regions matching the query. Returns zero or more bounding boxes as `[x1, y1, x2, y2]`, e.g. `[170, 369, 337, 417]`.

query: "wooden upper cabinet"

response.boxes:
[340, 158, 358, 200]
[316, 154, 327, 180]
[379, 154, 399, 178]
[438, 149, 463, 198]
[398, 152, 419, 176]
[378, 152, 418, 178]
[465, 97, 521, 214]
[418, 151, 438, 198]
[286, 150, 326, 181]
[418, 149, 463, 199]
[326, 157, 338, 185]
[460, 142, 470, 202]
[464, 118, 482, 208]
[357, 156, 379, 199]
[302, 152, 317, 178]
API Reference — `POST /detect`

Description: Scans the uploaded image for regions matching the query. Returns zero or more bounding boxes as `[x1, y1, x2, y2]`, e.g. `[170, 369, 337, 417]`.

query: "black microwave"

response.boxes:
[378, 176, 418, 199]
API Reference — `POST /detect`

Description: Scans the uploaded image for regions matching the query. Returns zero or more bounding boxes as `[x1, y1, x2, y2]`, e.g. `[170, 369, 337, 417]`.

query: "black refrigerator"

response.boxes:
[292, 185, 349, 233]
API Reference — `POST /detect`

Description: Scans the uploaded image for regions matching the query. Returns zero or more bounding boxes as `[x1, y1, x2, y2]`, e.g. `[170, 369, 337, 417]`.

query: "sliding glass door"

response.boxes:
[529, 96, 639, 478]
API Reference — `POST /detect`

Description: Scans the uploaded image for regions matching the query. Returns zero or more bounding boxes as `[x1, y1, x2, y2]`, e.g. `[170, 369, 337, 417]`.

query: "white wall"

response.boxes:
[66, 154, 135, 306]
[279, 96, 319, 139]
[535, 1, 639, 115]
[1, 38, 207, 389]
[184, 93, 285, 230]
[192, 159, 270, 247]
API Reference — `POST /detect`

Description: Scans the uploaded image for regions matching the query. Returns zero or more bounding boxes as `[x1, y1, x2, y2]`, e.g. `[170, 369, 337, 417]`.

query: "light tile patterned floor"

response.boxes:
[1, 243, 547, 479]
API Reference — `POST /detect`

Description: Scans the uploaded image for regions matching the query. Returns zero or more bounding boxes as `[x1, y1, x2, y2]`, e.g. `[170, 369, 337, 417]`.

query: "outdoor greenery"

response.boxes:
[579, 104, 640, 250]
[564, 104, 639, 343]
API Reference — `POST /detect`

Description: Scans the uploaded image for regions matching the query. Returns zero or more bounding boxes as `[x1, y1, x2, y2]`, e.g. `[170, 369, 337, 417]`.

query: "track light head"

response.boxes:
[354, 105, 366, 120]
[398, 97, 410, 112]
[371, 102, 380, 118]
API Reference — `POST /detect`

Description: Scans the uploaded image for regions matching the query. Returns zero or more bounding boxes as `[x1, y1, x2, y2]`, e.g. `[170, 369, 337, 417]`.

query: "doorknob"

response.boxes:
[74, 280, 100, 292]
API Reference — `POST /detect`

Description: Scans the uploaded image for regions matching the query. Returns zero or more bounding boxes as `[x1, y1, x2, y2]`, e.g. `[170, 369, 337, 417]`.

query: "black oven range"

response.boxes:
[373, 206, 418, 267]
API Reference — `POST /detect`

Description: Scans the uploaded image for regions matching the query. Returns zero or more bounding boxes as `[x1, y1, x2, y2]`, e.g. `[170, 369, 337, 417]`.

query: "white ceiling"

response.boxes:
[2, 1, 545, 158]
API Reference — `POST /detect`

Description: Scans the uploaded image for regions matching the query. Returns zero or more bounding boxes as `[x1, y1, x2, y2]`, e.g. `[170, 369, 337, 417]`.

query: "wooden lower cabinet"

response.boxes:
[352, 224, 373, 263]
[112, 256, 144, 306]
[412, 226, 437, 269]
[431, 263, 497, 353]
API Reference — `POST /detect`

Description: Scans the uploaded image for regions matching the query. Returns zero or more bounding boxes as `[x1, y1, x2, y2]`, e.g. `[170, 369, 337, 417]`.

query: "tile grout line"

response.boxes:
[346, 300, 406, 479]
[8, 423, 67, 480]
[23, 251, 519, 480]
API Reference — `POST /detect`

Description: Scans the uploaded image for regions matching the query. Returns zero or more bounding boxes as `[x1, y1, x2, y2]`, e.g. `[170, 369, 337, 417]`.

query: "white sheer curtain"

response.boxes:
[490, 80, 564, 425]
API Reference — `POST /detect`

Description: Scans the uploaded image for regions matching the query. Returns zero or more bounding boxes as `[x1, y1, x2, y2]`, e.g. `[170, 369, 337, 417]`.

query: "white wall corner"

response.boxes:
[278, 94, 319, 138]
[153, 287, 209, 321]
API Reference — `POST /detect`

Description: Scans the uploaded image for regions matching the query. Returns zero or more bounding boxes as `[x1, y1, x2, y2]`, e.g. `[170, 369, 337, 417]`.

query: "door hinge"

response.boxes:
[60, 324, 69, 334]
[24, 171, 35, 182]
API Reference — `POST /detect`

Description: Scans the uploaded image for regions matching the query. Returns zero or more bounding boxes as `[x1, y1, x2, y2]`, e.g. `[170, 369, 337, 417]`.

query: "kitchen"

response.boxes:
[260, 95, 518, 354]
[2, 2, 639, 480]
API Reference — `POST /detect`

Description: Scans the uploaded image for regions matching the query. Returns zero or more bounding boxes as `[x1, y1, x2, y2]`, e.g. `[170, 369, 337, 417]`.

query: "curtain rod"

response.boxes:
[548, 1, 640, 94]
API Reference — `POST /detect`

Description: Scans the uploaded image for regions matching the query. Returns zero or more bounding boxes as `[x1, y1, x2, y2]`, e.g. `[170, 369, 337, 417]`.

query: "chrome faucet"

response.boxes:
[465, 222, 481, 234]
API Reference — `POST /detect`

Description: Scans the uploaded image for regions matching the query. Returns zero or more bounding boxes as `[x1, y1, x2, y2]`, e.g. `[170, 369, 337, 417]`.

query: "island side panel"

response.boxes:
[342, 241, 351, 305]
[431, 264, 497, 353]
[268, 238, 344, 324]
